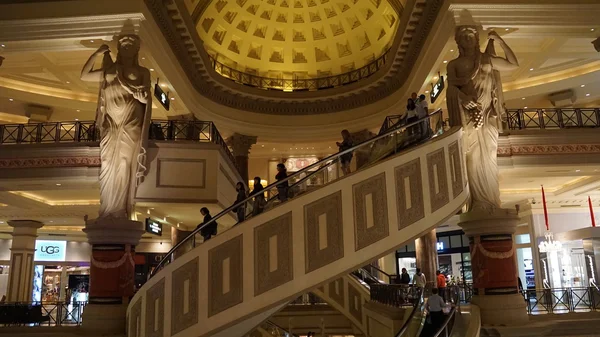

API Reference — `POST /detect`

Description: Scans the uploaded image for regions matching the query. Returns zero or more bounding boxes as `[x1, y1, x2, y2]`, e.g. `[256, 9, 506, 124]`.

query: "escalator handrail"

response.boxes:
[395, 287, 425, 337]
[263, 320, 299, 337]
[149, 109, 443, 277]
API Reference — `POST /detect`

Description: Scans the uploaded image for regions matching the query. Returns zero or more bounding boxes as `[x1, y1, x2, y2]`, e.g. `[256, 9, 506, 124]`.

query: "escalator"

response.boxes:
[127, 110, 468, 337]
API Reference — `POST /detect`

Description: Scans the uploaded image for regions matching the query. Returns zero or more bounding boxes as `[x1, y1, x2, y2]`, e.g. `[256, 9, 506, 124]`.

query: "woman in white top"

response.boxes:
[413, 268, 427, 287]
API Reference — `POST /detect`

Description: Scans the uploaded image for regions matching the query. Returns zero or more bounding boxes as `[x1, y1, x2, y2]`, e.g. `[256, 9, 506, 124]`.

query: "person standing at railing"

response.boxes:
[417, 94, 430, 138]
[405, 98, 419, 137]
[336, 130, 354, 175]
[232, 182, 246, 223]
[413, 268, 427, 288]
[436, 270, 447, 302]
[399, 267, 411, 285]
[275, 164, 289, 202]
[252, 177, 266, 215]
[197, 207, 217, 242]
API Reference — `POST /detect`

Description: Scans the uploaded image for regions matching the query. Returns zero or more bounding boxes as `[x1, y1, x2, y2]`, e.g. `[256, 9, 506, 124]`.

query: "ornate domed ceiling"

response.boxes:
[192, 0, 401, 79]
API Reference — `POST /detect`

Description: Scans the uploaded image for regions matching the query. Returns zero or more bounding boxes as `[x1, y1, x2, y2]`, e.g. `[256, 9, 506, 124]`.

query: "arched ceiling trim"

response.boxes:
[144, 0, 445, 115]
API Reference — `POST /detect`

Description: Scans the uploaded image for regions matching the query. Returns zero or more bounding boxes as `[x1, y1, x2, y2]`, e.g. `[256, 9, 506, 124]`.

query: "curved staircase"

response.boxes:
[126, 121, 467, 337]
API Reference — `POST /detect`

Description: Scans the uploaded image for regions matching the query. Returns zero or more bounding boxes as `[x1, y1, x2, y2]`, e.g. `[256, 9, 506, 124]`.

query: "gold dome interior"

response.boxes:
[191, 0, 401, 79]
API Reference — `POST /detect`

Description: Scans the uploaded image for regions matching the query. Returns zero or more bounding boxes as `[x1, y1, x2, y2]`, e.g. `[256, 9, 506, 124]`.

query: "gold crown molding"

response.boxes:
[144, 0, 444, 115]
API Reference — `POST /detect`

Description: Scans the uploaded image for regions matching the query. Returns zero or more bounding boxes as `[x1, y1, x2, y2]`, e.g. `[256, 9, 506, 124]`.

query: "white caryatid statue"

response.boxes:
[81, 35, 151, 220]
[446, 27, 518, 211]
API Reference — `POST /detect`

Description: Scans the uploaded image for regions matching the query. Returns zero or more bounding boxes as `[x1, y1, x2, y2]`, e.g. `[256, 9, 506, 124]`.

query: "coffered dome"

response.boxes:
[194, 0, 401, 79]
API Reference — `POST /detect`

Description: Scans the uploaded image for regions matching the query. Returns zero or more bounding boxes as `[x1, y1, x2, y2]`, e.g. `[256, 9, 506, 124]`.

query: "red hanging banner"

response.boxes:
[589, 196, 596, 228]
[541, 186, 549, 231]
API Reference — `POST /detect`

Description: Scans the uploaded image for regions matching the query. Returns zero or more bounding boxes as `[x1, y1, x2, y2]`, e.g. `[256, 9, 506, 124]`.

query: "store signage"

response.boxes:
[154, 84, 170, 111]
[34, 240, 66, 262]
[436, 242, 444, 251]
[145, 218, 163, 236]
[430, 76, 445, 103]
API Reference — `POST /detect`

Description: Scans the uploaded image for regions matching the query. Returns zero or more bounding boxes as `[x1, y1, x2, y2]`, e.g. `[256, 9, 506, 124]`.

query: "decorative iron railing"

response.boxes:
[0, 301, 87, 327]
[506, 108, 600, 130]
[370, 284, 421, 307]
[209, 51, 389, 92]
[0, 119, 239, 174]
[524, 287, 600, 314]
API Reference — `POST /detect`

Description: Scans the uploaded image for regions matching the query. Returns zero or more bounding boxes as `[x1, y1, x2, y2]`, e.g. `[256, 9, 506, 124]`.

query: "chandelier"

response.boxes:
[538, 231, 562, 253]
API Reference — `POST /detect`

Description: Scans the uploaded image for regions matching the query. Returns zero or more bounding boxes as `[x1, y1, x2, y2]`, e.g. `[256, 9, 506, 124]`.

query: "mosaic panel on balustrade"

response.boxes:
[328, 278, 345, 307]
[448, 141, 464, 198]
[254, 212, 294, 296]
[347, 283, 363, 323]
[304, 191, 344, 273]
[145, 278, 165, 337]
[427, 148, 449, 212]
[394, 158, 425, 230]
[171, 257, 199, 336]
[353, 173, 389, 251]
[208, 235, 243, 317]
[128, 297, 142, 337]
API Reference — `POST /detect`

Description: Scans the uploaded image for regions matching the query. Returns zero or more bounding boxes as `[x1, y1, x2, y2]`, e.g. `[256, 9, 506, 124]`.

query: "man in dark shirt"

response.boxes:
[399, 267, 411, 285]
[197, 207, 217, 242]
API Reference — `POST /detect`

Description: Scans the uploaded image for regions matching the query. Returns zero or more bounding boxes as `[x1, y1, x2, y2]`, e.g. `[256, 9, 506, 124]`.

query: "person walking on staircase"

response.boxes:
[426, 288, 447, 334]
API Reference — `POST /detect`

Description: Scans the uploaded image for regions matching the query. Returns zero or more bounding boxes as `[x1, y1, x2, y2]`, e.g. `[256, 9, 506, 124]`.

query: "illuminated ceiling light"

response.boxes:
[76, 109, 80, 112]
[425, 90, 430, 93]
[261, 144, 265, 147]
[443, 60, 448, 64]
[539, 231, 562, 253]
[450, 49, 454, 52]
[586, 93, 591, 97]
[289, 147, 292, 150]
[66, 81, 70, 84]
[581, 84, 586, 88]
[0, 221, 4, 224]
[505, 28, 510, 31]
[150, 68, 155, 72]
[592, 28, 596, 32]
[56, 183, 61, 186]
[523, 106, 528, 109]
[529, 68, 534, 71]
[272, 148, 276, 150]
[576, 169, 581, 172]
[161, 83, 167, 88]
[522, 97, 526, 100]
[0, 44, 5, 48]
[90, 40, 94, 43]
[8, 98, 13, 102]
[141, 57, 146, 60]
[433, 76, 439, 80]
[49, 221, 53, 223]
[170, 97, 175, 100]
[75, 118, 79, 121]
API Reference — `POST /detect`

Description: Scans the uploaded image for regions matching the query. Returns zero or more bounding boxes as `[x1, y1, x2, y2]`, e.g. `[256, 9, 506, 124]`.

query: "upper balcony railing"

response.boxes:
[209, 51, 388, 92]
[0, 119, 239, 174]
[506, 108, 600, 130]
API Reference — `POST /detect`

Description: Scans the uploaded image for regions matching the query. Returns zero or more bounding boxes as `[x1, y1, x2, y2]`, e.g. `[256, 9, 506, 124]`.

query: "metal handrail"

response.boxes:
[506, 108, 600, 130]
[262, 320, 299, 337]
[149, 109, 444, 277]
[395, 287, 425, 337]
[209, 49, 389, 91]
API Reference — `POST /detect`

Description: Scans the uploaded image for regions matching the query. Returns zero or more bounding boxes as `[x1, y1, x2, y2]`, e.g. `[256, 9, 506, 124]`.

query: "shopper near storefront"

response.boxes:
[436, 270, 447, 301]
[413, 268, 427, 288]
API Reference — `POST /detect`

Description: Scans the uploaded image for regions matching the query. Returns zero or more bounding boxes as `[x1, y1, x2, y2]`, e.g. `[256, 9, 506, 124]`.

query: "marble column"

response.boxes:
[6, 220, 43, 302]
[350, 129, 376, 170]
[227, 133, 257, 183]
[459, 208, 528, 325]
[415, 229, 438, 287]
[171, 226, 193, 260]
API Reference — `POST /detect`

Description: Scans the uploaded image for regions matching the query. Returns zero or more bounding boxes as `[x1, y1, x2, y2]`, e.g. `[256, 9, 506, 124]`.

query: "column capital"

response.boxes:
[458, 208, 519, 237]
[227, 133, 257, 157]
[8, 220, 44, 230]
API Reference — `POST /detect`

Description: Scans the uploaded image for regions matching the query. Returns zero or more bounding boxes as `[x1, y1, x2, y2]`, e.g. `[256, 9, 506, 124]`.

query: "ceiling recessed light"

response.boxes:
[170, 97, 175, 100]
[8, 98, 13, 102]
[529, 68, 534, 71]
[141, 57, 146, 60]
[66, 81, 70, 84]
[450, 49, 454, 52]
[576, 169, 581, 172]
[505, 28, 510, 31]
[592, 28, 596, 32]
[76, 109, 80, 112]
[0, 44, 5, 48]
[49, 221, 53, 223]
[581, 84, 586, 88]
[261, 144, 265, 147]
[272, 148, 275, 150]
[150, 68, 155, 72]
[75, 118, 79, 121]
[443, 60, 448, 64]
[523, 106, 528, 109]
[425, 90, 430, 93]
[90, 40, 94, 43]
[521, 97, 526, 100]
[161, 83, 167, 87]
[433, 76, 438, 80]
[0, 221, 4, 224]
[586, 93, 591, 97]
[56, 183, 61, 186]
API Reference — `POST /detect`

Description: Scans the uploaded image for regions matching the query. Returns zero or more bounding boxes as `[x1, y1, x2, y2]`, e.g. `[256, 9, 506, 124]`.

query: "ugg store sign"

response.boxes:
[34, 240, 67, 262]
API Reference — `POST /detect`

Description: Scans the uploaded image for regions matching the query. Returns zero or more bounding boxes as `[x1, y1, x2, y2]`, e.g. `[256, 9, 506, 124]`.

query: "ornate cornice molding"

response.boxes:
[144, 0, 444, 115]
[498, 144, 600, 157]
[0, 156, 100, 169]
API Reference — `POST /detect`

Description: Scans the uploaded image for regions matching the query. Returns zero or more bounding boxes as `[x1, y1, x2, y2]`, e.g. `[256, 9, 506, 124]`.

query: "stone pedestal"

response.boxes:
[227, 133, 257, 183]
[415, 229, 438, 287]
[6, 220, 43, 302]
[82, 216, 144, 334]
[459, 208, 528, 326]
